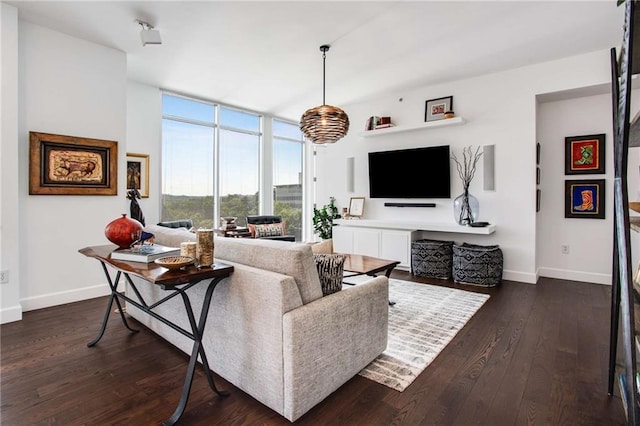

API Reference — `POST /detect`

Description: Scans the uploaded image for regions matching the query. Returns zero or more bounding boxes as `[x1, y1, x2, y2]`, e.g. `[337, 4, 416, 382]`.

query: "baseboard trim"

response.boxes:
[538, 267, 611, 285]
[21, 283, 110, 312]
[0, 304, 23, 324]
[503, 269, 536, 284]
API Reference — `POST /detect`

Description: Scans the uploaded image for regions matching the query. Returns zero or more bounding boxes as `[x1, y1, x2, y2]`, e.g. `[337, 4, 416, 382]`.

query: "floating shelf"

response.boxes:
[358, 117, 465, 138]
[333, 218, 495, 235]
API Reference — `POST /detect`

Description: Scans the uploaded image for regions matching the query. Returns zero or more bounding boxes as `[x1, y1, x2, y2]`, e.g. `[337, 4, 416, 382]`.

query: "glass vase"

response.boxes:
[453, 189, 479, 225]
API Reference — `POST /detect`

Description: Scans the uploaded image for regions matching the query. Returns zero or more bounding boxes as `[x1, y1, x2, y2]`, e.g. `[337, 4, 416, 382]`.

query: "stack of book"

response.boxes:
[111, 244, 181, 263]
[365, 116, 394, 131]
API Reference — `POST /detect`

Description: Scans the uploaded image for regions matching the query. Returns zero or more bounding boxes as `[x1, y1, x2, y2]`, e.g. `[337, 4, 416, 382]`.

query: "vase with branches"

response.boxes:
[451, 146, 482, 225]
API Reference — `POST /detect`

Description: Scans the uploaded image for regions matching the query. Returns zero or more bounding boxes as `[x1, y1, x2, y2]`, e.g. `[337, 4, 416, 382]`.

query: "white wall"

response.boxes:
[126, 82, 162, 226]
[6, 21, 128, 318]
[1, 4, 22, 323]
[316, 49, 616, 284]
[536, 93, 615, 284]
[2, 17, 635, 323]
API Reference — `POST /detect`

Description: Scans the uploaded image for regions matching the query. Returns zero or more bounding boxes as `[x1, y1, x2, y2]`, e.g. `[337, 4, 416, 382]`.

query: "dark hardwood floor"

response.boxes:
[0, 273, 625, 425]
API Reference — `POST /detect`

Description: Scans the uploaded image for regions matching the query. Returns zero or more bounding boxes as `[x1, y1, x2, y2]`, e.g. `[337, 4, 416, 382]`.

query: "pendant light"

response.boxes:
[300, 45, 350, 144]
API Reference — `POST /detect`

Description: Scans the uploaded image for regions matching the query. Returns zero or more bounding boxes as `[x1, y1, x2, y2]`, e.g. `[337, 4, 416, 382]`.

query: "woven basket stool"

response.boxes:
[452, 243, 503, 287]
[411, 239, 454, 279]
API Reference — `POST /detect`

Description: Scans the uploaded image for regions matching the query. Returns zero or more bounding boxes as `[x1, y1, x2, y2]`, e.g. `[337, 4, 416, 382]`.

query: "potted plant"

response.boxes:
[313, 197, 339, 239]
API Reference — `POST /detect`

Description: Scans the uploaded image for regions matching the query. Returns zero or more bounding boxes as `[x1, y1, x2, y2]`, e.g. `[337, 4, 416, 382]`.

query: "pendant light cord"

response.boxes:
[320, 45, 330, 106]
[322, 49, 326, 105]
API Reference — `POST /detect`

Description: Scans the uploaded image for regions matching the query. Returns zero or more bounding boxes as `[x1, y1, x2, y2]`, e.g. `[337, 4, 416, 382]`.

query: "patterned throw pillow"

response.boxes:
[313, 253, 346, 296]
[254, 223, 284, 238]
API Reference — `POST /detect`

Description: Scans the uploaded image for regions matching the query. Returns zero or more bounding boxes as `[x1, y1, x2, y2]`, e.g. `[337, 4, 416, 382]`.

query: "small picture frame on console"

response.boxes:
[348, 197, 365, 217]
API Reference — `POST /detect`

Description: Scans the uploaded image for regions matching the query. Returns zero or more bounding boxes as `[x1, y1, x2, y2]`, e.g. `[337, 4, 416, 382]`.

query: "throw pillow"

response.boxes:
[248, 221, 287, 238]
[313, 253, 346, 296]
[254, 223, 284, 238]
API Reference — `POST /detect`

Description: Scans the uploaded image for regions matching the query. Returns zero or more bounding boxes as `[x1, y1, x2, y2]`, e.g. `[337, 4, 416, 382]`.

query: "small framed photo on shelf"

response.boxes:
[126, 152, 150, 198]
[564, 179, 605, 219]
[564, 134, 605, 175]
[348, 197, 365, 217]
[425, 96, 453, 122]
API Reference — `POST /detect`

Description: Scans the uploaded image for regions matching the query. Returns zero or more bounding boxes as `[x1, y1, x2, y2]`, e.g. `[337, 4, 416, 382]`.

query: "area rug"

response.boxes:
[345, 277, 490, 392]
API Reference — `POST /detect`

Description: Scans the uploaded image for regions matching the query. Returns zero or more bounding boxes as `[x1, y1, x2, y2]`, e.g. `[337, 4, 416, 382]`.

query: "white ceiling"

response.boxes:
[7, 1, 626, 121]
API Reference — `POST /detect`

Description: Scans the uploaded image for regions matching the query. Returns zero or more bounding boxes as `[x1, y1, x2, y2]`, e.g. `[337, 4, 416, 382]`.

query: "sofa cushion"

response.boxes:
[145, 224, 196, 247]
[313, 254, 345, 296]
[254, 223, 284, 238]
[213, 237, 324, 304]
[145, 224, 323, 304]
[310, 239, 333, 254]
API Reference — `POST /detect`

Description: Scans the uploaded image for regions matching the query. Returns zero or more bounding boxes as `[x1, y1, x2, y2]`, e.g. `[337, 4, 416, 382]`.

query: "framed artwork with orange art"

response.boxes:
[564, 179, 605, 219]
[29, 131, 117, 195]
[564, 134, 605, 175]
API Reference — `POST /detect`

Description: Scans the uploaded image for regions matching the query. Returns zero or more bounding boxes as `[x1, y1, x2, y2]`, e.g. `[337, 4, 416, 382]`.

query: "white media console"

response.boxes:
[332, 219, 496, 270]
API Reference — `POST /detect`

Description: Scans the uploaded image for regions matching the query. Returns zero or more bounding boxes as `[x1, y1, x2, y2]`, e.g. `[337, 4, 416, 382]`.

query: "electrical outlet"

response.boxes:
[561, 245, 570, 255]
[0, 270, 8, 284]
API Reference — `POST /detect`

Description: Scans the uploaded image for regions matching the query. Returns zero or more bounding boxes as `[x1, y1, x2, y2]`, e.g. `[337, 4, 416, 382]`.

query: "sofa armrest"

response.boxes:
[282, 276, 388, 421]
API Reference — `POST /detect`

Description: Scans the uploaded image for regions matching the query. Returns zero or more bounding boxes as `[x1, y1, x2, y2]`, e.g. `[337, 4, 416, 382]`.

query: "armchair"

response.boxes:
[246, 215, 295, 242]
[156, 219, 193, 229]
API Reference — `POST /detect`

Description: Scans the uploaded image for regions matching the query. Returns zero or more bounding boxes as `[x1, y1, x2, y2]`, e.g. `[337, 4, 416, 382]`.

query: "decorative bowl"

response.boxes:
[155, 256, 194, 270]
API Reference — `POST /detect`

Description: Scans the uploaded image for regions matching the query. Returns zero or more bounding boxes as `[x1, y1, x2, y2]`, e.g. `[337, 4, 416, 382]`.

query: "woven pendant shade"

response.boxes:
[300, 104, 350, 144]
[300, 45, 349, 144]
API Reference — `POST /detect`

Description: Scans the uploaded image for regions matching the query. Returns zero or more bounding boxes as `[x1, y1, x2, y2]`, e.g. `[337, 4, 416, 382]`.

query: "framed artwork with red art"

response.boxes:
[564, 134, 605, 175]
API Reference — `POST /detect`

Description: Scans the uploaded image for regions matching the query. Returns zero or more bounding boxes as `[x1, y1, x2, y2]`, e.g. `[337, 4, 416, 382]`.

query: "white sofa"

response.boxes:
[125, 225, 389, 421]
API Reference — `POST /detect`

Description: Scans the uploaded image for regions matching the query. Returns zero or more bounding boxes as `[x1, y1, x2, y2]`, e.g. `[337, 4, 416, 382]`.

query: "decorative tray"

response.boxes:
[155, 256, 194, 270]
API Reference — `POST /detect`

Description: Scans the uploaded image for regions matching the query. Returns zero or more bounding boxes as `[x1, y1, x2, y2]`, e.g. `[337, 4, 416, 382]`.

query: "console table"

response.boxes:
[79, 245, 234, 425]
[332, 219, 496, 269]
[333, 219, 496, 234]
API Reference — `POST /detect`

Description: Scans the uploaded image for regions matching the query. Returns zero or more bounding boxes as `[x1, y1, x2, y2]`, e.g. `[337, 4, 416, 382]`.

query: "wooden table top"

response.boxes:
[79, 245, 233, 288]
[341, 253, 400, 275]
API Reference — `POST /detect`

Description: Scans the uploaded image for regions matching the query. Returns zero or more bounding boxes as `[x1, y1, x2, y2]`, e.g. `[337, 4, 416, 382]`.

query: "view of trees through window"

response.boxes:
[161, 94, 305, 238]
[273, 120, 304, 240]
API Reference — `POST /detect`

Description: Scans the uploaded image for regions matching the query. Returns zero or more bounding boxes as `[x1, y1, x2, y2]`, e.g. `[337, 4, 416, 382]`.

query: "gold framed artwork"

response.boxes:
[29, 131, 118, 195]
[348, 197, 365, 217]
[126, 152, 149, 198]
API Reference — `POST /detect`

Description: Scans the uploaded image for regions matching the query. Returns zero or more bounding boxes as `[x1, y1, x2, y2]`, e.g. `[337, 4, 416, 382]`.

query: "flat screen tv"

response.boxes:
[368, 145, 451, 198]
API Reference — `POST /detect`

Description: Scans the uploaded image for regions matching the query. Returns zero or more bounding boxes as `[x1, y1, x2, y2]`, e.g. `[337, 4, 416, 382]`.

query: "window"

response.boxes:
[273, 119, 304, 241]
[218, 107, 261, 226]
[161, 95, 215, 228]
[161, 95, 264, 229]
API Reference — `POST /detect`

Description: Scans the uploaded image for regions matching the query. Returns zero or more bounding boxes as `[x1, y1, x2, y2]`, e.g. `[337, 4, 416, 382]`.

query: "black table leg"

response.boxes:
[364, 267, 396, 306]
[163, 277, 229, 426]
[87, 262, 139, 348]
[383, 267, 396, 306]
[344, 269, 397, 306]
